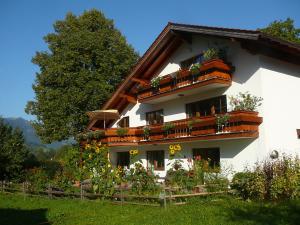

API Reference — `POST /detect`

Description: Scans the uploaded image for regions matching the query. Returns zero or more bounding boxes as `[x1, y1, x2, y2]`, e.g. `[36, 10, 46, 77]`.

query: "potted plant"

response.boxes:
[86, 131, 94, 143]
[162, 122, 175, 138]
[189, 63, 202, 82]
[143, 126, 151, 140]
[93, 130, 105, 139]
[116, 127, 129, 137]
[229, 92, 263, 113]
[203, 48, 220, 62]
[150, 76, 162, 93]
[201, 47, 231, 73]
[159, 75, 173, 92]
[216, 113, 230, 133]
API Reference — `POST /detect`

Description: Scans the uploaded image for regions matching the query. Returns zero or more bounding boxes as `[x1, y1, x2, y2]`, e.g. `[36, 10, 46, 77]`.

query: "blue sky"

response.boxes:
[0, 0, 299, 120]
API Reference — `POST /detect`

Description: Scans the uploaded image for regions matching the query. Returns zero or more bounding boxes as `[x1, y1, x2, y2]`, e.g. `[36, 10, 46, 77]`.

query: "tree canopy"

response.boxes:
[26, 9, 139, 143]
[0, 118, 28, 180]
[260, 18, 300, 44]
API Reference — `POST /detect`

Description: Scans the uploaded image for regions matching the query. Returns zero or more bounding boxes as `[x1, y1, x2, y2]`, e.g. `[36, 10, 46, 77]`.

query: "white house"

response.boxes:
[86, 23, 300, 178]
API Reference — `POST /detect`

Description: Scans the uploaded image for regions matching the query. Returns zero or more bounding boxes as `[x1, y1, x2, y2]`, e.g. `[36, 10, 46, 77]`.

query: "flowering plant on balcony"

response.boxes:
[116, 127, 128, 137]
[189, 63, 202, 75]
[150, 76, 162, 89]
[216, 113, 230, 133]
[162, 122, 175, 134]
[229, 92, 263, 111]
[203, 47, 227, 61]
[143, 126, 151, 140]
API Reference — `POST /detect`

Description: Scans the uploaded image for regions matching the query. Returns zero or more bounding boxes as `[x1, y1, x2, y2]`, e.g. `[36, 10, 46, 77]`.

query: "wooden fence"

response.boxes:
[0, 181, 228, 208]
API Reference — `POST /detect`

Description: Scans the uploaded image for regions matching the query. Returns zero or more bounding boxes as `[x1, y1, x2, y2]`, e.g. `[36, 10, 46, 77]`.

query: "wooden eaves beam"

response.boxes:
[119, 93, 137, 104]
[131, 78, 150, 87]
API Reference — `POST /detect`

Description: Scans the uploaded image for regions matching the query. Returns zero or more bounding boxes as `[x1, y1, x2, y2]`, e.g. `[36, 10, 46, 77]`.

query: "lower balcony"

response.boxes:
[91, 111, 262, 147]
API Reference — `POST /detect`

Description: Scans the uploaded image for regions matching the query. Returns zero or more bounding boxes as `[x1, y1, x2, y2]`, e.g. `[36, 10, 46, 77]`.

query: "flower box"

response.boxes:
[200, 59, 231, 72]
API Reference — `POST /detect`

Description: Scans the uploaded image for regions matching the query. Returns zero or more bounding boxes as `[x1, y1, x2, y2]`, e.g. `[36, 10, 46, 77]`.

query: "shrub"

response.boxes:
[166, 160, 196, 191]
[231, 171, 265, 200]
[229, 92, 263, 111]
[205, 172, 229, 192]
[231, 156, 300, 201]
[126, 162, 160, 195]
[25, 168, 49, 192]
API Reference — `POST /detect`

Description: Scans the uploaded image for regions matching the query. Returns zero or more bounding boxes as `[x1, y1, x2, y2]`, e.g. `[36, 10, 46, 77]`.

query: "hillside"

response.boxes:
[3, 117, 67, 149]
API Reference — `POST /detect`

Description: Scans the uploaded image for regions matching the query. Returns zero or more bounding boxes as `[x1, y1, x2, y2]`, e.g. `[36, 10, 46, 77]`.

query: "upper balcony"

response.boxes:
[88, 111, 262, 147]
[137, 59, 233, 104]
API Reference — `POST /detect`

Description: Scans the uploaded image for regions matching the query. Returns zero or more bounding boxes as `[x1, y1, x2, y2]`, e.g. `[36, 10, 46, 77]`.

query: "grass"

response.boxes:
[0, 193, 299, 225]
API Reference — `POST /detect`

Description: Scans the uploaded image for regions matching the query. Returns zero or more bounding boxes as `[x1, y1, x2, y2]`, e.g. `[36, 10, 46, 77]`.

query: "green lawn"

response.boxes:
[0, 193, 299, 225]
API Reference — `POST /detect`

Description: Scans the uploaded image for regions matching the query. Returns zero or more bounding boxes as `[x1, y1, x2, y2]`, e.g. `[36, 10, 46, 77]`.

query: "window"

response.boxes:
[116, 152, 130, 168]
[186, 95, 227, 118]
[193, 148, 220, 168]
[180, 54, 203, 69]
[146, 109, 164, 125]
[297, 129, 300, 139]
[118, 116, 129, 128]
[147, 150, 165, 171]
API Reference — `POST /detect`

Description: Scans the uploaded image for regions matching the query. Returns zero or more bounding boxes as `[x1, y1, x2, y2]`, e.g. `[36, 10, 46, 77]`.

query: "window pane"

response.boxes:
[193, 148, 220, 168]
[118, 116, 129, 128]
[146, 109, 164, 125]
[147, 150, 165, 170]
[117, 152, 130, 168]
[186, 96, 227, 118]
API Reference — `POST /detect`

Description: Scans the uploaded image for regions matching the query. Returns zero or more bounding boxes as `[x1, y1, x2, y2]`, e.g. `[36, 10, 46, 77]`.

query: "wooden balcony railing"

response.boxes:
[92, 111, 262, 146]
[137, 59, 233, 103]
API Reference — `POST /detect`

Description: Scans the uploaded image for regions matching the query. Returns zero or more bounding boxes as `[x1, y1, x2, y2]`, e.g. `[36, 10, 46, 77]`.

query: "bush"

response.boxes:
[126, 162, 160, 195]
[205, 172, 229, 192]
[231, 156, 300, 201]
[231, 171, 265, 200]
[25, 168, 49, 192]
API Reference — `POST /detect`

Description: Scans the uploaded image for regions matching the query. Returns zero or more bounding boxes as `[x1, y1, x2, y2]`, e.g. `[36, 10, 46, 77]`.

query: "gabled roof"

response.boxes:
[102, 22, 300, 113]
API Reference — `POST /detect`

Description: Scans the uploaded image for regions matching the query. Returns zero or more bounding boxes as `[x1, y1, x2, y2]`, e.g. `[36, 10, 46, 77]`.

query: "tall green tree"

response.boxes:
[260, 18, 300, 44]
[0, 118, 28, 180]
[26, 9, 139, 143]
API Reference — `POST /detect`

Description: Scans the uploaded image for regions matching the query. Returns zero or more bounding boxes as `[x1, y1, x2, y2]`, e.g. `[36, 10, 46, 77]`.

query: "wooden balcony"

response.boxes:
[137, 59, 232, 104]
[92, 111, 262, 147]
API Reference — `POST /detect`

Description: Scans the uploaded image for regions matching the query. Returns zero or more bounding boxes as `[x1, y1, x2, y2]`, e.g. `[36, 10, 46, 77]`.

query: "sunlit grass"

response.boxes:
[0, 193, 299, 225]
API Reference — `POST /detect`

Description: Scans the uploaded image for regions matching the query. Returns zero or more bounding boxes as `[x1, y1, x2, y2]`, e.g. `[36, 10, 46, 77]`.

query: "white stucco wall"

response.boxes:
[109, 34, 300, 175]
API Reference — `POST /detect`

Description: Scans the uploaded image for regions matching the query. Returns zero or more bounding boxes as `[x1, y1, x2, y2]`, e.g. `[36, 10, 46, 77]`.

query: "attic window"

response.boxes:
[180, 54, 203, 69]
[297, 129, 300, 139]
[118, 116, 129, 128]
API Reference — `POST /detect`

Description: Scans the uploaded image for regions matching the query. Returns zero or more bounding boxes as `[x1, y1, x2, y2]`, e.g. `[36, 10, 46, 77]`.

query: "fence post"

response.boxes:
[120, 187, 124, 205]
[169, 188, 172, 206]
[163, 187, 167, 209]
[80, 182, 84, 200]
[0, 181, 2, 192]
[22, 182, 25, 200]
[48, 183, 52, 199]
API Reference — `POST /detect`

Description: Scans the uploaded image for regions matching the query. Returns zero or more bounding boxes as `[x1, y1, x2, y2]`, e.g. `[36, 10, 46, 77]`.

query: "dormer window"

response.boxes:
[118, 116, 129, 128]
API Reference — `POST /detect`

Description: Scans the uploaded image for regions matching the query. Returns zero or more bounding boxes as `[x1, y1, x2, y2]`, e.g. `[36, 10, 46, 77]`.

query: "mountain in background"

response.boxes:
[3, 117, 69, 149]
